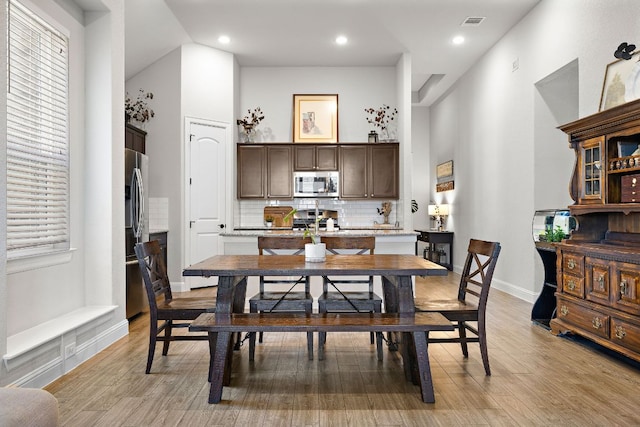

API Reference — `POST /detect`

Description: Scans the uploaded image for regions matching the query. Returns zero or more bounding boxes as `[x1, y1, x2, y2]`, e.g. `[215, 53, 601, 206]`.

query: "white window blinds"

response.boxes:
[6, 0, 70, 257]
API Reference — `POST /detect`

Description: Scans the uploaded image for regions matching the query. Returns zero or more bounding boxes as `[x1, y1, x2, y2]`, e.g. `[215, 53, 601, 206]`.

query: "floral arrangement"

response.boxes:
[364, 104, 398, 133]
[236, 107, 265, 132]
[125, 89, 155, 124]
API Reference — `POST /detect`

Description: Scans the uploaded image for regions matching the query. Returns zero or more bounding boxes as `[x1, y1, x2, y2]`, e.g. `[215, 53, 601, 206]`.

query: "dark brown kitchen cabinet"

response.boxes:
[339, 143, 398, 199]
[237, 144, 293, 199]
[294, 145, 338, 171]
[125, 123, 146, 153]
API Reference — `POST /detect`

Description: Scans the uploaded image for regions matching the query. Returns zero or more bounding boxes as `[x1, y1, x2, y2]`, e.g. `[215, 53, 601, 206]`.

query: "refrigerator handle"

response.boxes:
[132, 167, 144, 240]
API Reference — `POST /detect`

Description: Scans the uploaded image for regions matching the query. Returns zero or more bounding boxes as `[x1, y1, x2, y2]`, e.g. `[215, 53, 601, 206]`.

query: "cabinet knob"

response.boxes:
[620, 280, 628, 297]
[592, 317, 603, 329]
[560, 305, 569, 316]
[567, 280, 576, 291]
[597, 275, 605, 288]
[615, 325, 627, 340]
[567, 259, 576, 270]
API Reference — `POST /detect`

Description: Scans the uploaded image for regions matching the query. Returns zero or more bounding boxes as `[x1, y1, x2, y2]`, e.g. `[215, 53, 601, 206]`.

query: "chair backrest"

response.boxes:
[135, 240, 171, 312]
[257, 236, 312, 293]
[321, 236, 375, 293]
[458, 239, 501, 311]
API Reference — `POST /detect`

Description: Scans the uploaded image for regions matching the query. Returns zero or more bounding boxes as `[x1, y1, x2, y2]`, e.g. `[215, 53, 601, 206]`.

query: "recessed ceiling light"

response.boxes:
[218, 35, 231, 44]
[452, 35, 465, 45]
[335, 35, 348, 45]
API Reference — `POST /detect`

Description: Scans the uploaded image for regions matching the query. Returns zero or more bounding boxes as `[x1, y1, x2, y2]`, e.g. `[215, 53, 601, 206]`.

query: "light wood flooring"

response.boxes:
[46, 273, 640, 426]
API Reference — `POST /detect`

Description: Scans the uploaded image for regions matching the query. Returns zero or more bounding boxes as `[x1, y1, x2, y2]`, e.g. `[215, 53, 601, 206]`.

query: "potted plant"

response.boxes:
[264, 215, 274, 228]
[283, 208, 326, 262]
[364, 104, 398, 141]
[236, 107, 264, 143]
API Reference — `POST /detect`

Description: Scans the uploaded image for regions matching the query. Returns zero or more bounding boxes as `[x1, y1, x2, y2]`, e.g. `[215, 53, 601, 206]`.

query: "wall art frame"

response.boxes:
[599, 52, 640, 111]
[292, 94, 338, 143]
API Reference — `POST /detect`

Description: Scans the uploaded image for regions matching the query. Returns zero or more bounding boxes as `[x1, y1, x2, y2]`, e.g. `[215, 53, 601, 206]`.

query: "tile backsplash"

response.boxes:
[234, 199, 402, 228]
[149, 197, 169, 231]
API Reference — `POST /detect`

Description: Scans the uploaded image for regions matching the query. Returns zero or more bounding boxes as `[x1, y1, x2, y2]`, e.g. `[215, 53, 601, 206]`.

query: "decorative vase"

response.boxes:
[241, 126, 256, 143]
[305, 242, 326, 263]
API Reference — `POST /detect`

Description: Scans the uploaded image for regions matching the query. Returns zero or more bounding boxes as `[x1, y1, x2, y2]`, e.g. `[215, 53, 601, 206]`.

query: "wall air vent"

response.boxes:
[461, 17, 485, 26]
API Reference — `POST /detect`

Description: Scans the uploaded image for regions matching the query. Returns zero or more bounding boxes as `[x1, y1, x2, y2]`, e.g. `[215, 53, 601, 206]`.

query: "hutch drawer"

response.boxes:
[562, 273, 584, 298]
[557, 297, 610, 339]
[585, 257, 610, 305]
[562, 252, 584, 276]
[612, 262, 640, 315]
[611, 317, 640, 354]
[621, 174, 640, 203]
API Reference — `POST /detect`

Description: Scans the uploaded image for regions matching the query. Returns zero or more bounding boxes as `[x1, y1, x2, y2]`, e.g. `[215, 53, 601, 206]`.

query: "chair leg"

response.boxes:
[370, 331, 375, 344]
[306, 302, 313, 360]
[457, 321, 468, 358]
[375, 332, 383, 361]
[249, 304, 257, 361]
[146, 321, 158, 374]
[478, 316, 491, 376]
[318, 301, 327, 360]
[162, 320, 173, 356]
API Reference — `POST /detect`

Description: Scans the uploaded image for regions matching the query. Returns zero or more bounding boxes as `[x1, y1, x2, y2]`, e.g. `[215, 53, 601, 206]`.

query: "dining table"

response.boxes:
[183, 253, 449, 402]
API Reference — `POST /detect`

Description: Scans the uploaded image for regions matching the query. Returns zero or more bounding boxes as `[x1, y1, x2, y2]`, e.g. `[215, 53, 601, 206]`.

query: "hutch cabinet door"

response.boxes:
[585, 257, 610, 305]
[578, 136, 604, 205]
[612, 262, 640, 315]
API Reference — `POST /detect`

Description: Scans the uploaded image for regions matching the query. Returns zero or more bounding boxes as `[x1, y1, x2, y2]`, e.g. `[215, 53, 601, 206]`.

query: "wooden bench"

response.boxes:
[190, 312, 454, 404]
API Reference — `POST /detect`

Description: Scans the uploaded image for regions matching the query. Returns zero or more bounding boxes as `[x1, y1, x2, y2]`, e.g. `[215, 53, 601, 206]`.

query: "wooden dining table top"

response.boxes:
[183, 254, 447, 278]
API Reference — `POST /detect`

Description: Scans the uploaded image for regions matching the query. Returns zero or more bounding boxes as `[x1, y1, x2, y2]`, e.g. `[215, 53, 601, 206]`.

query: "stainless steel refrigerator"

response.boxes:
[125, 148, 149, 319]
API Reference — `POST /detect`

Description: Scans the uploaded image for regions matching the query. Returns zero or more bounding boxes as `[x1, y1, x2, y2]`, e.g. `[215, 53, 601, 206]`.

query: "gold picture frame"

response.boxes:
[436, 160, 453, 179]
[292, 94, 338, 142]
[599, 52, 640, 111]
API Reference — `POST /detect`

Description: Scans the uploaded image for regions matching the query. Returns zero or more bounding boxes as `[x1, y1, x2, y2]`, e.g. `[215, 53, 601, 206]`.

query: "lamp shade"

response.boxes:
[428, 204, 449, 216]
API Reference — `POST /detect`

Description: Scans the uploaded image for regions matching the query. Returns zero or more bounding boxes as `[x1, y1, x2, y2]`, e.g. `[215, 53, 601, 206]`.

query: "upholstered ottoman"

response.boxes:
[0, 388, 59, 426]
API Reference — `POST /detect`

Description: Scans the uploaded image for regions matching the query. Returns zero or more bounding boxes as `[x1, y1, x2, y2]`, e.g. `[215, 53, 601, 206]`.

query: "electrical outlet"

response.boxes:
[64, 342, 76, 359]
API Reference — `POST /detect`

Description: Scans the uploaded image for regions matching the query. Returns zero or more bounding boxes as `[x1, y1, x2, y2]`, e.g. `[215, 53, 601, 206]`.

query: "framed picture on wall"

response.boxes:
[292, 94, 338, 142]
[599, 52, 640, 111]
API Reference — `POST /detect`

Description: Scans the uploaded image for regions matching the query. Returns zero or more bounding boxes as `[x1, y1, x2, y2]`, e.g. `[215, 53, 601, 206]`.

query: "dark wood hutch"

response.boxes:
[552, 99, 640, 363]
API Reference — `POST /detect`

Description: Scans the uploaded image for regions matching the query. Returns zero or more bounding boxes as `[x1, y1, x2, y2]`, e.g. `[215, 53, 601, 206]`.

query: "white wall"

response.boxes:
[411, 106, 431, 230]
[1, 0, 128, 387]
[428, 0, 640, 302]
[239, 66, 397, 143]
[126, 43, 235, 284]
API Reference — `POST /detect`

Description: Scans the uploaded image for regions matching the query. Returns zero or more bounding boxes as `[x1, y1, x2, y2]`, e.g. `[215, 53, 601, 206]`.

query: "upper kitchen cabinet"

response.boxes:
[237, 144, 293, 199]
[294, 145, 338, 171]
[339, 143, 399, 199]
[125, 123, 146, 154]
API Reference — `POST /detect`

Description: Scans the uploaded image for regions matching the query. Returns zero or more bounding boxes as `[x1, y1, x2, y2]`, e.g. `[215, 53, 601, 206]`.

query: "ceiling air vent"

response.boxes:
[461, 16, 485, 26]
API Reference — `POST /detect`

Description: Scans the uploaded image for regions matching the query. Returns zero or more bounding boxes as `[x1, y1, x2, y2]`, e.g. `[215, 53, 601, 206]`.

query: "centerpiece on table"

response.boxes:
[364, 104, 398, 142]
[125, 89, 155, 128]
[236, 107, 264, 143]
[283, 208, 326, 262]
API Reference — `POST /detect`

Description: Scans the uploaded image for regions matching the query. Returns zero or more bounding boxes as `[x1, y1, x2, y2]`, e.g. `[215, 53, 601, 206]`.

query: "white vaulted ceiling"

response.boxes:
[125, 0, 540, 106]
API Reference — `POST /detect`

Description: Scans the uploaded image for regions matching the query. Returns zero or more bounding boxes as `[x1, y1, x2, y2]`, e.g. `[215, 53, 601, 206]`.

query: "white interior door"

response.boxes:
[186, 119, 228, 289]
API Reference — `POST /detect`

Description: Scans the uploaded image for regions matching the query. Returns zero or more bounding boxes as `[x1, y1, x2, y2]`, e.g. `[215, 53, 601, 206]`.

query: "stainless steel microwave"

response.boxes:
[293, 171, 339, 197]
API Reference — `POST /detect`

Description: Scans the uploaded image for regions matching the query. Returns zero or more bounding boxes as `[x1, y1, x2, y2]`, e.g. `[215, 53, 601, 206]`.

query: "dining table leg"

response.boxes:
[214, 276, 247, 387]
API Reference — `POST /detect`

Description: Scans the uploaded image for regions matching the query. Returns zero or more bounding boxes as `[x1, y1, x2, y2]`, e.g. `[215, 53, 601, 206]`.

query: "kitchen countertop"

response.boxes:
[223, 228, 418, 237]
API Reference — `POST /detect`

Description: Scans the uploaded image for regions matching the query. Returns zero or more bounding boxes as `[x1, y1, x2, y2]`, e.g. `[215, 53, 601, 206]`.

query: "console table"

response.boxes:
[415, 230, 453, 270]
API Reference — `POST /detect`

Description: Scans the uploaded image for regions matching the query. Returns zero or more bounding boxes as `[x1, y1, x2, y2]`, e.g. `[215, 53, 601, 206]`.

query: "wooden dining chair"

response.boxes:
[135, 240, 217, 374]
[248, 236, 314, 360]
[414, 238, 501, 375]
[317, 236, 383, 361]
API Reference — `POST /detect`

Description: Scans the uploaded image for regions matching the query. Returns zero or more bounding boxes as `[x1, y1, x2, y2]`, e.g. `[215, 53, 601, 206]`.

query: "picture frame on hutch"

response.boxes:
[292, 94, 338, 143]
[599, 51, 640, 111]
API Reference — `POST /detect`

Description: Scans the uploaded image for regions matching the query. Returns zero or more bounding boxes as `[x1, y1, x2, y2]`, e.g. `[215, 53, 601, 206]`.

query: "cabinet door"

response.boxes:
[237, 145, 266, 198]
[125, 124, 146, 154]
[369, 144, 399, 199]
[579, 136, 604, 204]
[585, 256, 610, 305]
[293, 145, 315, 170]
[316, 145, 338, 170]
[339, 145, 368, 198]
[267, 145, 293, 199]
[612, 261, 640, 315]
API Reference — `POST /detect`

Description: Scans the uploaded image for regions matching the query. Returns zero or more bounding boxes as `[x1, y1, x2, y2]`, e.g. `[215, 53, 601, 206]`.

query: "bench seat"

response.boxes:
[190, 312, 453, 404]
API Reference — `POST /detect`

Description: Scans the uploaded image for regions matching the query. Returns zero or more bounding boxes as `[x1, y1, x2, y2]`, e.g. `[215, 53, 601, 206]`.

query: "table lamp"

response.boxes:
[428, 204, 450, 231]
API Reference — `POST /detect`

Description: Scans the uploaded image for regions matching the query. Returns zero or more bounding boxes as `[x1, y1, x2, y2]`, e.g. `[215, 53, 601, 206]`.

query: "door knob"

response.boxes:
[219, 224, 226, 229]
